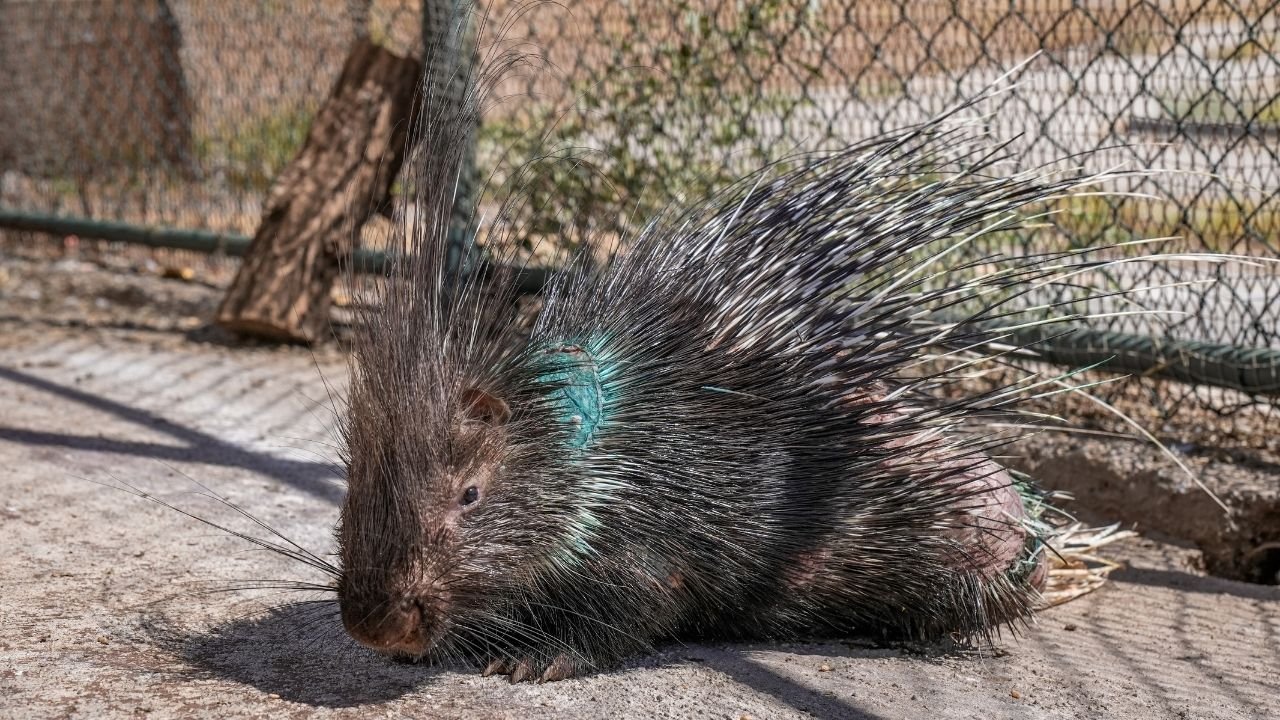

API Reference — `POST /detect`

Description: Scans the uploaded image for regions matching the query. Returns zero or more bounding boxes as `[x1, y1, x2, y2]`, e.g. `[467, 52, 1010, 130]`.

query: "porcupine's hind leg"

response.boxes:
[777, 386, 1050, 641]
[886, 433, 1050, 638]
[777, 456, 1049, 642]
[861, 385, 1050, 591]
[943, 455, 1050, 592]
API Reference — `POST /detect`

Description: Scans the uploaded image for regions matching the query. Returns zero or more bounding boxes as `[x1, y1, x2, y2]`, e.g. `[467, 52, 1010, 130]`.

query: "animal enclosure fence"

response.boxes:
[1, 0, 1277, 456]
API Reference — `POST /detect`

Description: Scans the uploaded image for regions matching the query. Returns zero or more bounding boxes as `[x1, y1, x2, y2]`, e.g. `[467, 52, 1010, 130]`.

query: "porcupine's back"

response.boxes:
[486, 113, 1093, 650]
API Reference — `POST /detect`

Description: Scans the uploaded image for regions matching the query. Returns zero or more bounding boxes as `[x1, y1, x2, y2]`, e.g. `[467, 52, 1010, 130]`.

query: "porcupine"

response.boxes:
[335, 34, 1106, 684]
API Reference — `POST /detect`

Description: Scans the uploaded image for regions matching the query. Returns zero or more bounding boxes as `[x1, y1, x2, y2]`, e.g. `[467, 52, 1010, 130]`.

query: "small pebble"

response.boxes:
[160, 266, 195, 281]
[818, 663, 832, 672]
[1064, 623, 1078, 631]
[1010, 690, 1021, 700]
[96, 636, 109, 645]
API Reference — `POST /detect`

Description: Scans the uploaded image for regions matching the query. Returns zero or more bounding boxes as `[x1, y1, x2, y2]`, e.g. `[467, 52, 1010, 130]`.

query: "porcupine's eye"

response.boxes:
[460, 486, 480, 506]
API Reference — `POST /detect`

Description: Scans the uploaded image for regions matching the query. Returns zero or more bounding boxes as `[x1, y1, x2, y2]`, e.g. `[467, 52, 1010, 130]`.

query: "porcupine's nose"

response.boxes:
[341, 596, 426, 654]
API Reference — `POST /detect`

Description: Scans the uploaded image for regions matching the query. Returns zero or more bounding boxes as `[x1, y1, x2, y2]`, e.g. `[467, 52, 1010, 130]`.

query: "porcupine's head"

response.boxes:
[337, 354, 532, 659]
[332, 9, 588, 661]
[335, 258, 510, 655]
[336, 316, 617, 660]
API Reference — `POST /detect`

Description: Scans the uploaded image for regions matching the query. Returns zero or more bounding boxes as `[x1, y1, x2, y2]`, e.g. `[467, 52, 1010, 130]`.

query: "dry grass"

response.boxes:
[1052, 194, 1280, 254]
[1041, 524, 1138, 607]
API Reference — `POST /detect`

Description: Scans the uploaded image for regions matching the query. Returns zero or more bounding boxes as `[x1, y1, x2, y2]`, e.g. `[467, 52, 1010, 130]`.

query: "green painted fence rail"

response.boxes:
[0, 208, 550, 293]
[993, 324, 1280, 398]
[0, 207, 384, 273]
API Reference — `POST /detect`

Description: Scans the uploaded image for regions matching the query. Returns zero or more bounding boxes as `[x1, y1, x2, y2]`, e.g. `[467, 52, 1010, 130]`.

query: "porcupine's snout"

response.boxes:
[342, 596, 425, 654]
[339, 577, 448, 657]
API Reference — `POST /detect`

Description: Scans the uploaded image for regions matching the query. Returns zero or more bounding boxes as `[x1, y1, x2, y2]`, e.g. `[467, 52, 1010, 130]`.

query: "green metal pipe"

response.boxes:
[939, 315, 1280, 397]
[1007, 324, 1280, 397]
[0, 207, 549, 292]
[0, 207, 389, 273]
[0, 207, 252, 255]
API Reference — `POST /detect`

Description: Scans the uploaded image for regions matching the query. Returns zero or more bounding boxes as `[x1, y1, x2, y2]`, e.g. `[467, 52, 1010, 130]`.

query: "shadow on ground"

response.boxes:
[0, 365, 344, 503]
[147, 601, 438, 708]
[696, 650, 889, 720]
[149, 600, 916, 717]
[1112, 565, 1280, 600]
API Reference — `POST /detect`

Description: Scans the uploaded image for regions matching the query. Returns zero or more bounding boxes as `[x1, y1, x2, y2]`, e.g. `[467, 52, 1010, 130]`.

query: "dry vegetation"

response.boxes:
[484, 0, 1275, 105]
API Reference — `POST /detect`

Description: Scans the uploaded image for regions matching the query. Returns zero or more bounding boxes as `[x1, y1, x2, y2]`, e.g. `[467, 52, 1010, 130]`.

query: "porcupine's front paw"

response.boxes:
[482, 654, 577, 683]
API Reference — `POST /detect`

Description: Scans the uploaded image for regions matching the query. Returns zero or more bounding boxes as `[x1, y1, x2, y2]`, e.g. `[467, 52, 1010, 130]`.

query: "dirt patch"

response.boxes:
[0, 238, 362, 352]
[1009, 432, 1280, 584]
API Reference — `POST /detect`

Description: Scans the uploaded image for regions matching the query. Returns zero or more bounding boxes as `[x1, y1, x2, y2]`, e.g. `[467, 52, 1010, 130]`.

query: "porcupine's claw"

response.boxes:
[538, 654, 577, 682]
[481, 655, 577, 683]
[508, 658, 535, 683]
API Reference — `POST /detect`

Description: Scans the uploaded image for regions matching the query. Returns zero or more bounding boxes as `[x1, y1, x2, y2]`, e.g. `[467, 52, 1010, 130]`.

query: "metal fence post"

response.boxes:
[422, 0, 479, 283]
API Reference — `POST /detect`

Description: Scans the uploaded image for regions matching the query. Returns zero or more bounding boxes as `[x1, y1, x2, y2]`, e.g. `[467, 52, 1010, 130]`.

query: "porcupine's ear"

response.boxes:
[460, 388, 511, 427]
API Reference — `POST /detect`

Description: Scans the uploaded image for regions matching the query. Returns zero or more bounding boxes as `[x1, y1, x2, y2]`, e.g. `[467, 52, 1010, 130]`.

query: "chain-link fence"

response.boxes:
[1, 0, 1277, 456]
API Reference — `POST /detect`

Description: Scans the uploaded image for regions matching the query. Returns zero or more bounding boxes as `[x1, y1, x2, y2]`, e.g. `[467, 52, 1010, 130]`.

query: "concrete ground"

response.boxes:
[1, 321, 1277, 720]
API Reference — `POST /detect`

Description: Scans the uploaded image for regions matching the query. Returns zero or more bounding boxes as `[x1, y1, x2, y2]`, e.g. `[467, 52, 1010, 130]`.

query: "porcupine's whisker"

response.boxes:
[93, 474, 338, 578]
[214, 581, 337, 594]
[157, 463, 339, 569]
